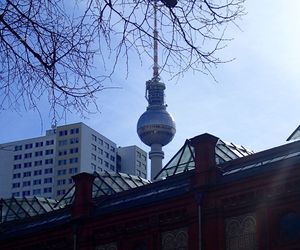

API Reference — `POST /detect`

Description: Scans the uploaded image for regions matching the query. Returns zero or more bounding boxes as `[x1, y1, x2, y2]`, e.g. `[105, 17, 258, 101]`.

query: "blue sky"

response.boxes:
[1, 0, 300, 164]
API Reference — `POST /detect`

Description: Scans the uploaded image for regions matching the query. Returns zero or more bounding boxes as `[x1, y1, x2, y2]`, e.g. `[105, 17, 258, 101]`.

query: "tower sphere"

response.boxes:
[137, 108, 176, 147]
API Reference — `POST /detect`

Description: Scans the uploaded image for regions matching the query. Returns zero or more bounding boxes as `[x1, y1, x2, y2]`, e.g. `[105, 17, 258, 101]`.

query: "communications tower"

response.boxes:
[137, 0, 176, 180]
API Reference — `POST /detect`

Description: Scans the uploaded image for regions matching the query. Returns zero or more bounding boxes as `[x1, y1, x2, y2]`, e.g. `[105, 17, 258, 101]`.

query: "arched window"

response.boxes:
[225, 214, 257, 250]
[161, 228, 188, 250]
[95, 243, 117, 250]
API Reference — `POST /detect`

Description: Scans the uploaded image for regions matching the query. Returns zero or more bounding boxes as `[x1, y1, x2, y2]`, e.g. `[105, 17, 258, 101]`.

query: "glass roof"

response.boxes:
[154, 140, 195, 180]
[215, 140, 254, 164]
[56, 171, 151, 207]
[1, 172, 150, 223]
[0, 137, 253, 223]
[287, 125, 300, 141]
[155, 138, 253, 180]
[0, 196, 62, 223]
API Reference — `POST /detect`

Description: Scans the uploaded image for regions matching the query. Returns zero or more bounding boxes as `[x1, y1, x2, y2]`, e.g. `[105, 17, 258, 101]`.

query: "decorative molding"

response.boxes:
[94, 209, 188, 240]
[95, 242, 117, 250]
[225, 214, 256, 250]
[159, 209, 187, 225]
[161, 228, 188, 250]
[222, 180, 300, 208]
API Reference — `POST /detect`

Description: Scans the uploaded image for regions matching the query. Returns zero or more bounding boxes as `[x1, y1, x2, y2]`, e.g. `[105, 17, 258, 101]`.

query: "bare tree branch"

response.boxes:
[0, 0, 245, 120]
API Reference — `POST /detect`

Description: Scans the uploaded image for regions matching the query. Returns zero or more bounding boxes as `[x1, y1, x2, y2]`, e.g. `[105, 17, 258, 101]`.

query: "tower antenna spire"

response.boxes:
[153, 0, 159, 78]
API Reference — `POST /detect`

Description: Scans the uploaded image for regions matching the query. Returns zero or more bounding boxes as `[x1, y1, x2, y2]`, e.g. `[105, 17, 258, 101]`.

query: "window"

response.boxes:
[98, 138, 103, 145]
[14, 145, 22, 151]
[68, 178, 73, 184]
[70, 157, 78, 164]
[91, 154, 96, 161]
[57, 190, 66, 196]
[225, 214, 256, 250]
[98, 148, 103, 155]
[57, 179, 66, 185]
[98, 157, 103, 164]
[34, 170, 42, 176]
[92, 144, 97, 151]
[105, 152, 109, 158]
[69, 168, 78, 174]
[23, 181, 31, 187]
[70, 137, 79, 144]
[91, 163, 96, 171]
[34, 160, 42, 166]
[24, 153, 32, 159]
[35, 141, 43, 147]
[70, 128, 80, 134]
[161, 228, 188, 250]
[45, 149, 53, 155]
[35, 151, 43, 157]
[23, 171, 31, 177]
[92, 134, 97, 141]
[110, 155, 115, 162]
[12, 192, 20, 197]
[24, 162, 32, 168]
[45, 158, 53, 165]
[33, 189, 41, 195]
[13, 164, 21, 170]
[105, 161, 109, 167]
[25, 143, 33, 149]
[46, 139, 54, 145]
[12, 183, 20, 188]
[44, 177, 52, 184]
[58, 169, 67, 175]
[58, 150, 67, 156]
[58, 159, 67, 166]
[137, 151, 141, 158]
[22, 190, 30, 196]
[137, 170, 141, 176]
[110, 165, 115, 171]
[14, 154, 22, 160]
[110, 146, 115, 152]
[105, 142, 109, 149]
[44, 168, 53, 174]
[58, 140, 68, 146]
[33, 179, 42, 185]
[70, 147, 79, 154]
[13, 173, 21, 179]
[43, 187, 52, 193]
[59, 130, 68, 136]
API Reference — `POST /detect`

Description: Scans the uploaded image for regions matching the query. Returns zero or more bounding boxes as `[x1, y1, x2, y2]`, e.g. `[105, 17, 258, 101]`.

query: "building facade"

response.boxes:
[117, 146, 147, 179]
[1, 133, 300, 249]
[0, 122, 147, 199]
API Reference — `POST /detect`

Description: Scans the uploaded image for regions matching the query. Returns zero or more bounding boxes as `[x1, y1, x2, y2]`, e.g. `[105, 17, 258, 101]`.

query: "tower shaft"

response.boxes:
[149, 144, 164, 180]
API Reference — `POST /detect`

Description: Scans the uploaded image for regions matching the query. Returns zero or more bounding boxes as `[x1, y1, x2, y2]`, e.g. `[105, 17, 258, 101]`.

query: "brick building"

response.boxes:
[1, 133, 300, 249]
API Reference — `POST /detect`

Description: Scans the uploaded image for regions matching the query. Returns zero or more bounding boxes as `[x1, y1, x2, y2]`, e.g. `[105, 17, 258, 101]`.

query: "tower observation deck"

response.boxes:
[137, 0, 176, 180]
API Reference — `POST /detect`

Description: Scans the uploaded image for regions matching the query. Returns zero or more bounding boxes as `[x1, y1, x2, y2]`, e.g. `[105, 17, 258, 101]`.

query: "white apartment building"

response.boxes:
[117, 146, 147, 179]
[0, 122, 147, 199]
[0, 134, 56, 199]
